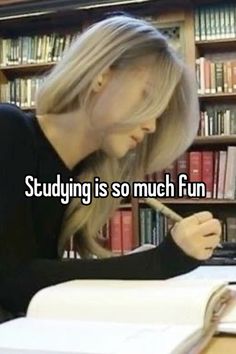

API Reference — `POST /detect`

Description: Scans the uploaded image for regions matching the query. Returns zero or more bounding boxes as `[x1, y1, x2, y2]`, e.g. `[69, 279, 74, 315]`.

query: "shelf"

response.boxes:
[195, 38, 236, 51]
[198, 93, 236, 100]
[118, 203, 132, 208]
[0, 62, 56, 73]
[193, 135, 236, 145]
[21, 106, 36, 111]
[139, 199, 236, 205]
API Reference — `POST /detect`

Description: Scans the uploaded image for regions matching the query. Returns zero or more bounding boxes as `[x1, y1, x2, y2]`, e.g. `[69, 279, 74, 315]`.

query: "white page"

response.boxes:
[221, 295, 236, 322]
[27, 279, 225, 327]
[171, 266, 236, 282]
[217, 323, 236, 334]
[0, 318, 199, 354]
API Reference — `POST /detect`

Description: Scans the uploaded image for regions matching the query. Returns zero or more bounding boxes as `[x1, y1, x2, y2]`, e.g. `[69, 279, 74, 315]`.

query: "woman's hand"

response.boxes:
[170, 211, 222, 260]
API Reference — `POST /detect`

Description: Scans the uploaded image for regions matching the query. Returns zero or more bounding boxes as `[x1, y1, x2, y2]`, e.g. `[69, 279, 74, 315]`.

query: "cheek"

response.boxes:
[90, 85, 140, 129]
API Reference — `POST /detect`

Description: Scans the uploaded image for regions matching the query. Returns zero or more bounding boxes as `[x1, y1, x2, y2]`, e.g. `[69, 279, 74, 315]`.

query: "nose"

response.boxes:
[141, 119, 156, 134]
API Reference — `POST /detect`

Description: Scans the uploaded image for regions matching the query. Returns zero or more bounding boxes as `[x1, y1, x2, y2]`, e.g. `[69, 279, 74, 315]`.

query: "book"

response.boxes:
[195, 4, 236, 41]
[0, 317, 206, 354]
[170, 276, 236, 335]
[172, 265, 236, 283]
[0, 279, 235, 354]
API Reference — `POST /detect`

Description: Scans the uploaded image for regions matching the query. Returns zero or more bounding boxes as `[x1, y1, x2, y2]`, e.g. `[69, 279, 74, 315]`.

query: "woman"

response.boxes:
[0, 14, 221, 318]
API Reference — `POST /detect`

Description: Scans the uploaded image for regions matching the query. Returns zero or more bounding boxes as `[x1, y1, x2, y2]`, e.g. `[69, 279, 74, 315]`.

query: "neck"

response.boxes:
[36, 109, 101, 170]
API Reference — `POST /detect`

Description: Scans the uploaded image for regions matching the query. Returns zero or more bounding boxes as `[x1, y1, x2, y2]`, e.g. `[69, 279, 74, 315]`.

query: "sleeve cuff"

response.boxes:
[157, 232, 202, 278]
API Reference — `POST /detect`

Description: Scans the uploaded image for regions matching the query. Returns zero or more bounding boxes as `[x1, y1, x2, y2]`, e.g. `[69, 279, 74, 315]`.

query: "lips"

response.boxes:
[131, 136, 143, 144]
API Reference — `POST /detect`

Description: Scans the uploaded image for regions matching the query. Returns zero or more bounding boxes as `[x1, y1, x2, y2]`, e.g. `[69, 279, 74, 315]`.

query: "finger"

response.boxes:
[184, 211, 213, 225]
[202, 234, 221, 249]
[200, 248, 214, 260]
[197, 218, 222, 237]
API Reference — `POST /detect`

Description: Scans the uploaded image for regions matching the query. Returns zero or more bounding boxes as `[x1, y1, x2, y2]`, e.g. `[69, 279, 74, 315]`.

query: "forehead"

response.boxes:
[126, 65, 154, 88]
[110, 56, 157, 92]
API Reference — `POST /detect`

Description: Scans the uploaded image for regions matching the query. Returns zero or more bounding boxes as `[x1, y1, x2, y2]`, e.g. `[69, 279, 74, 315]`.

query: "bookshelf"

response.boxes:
[0, 0, 236, 258]
[193, 135, 236, 145]
[139, 199, 236, 205]
[199, 93, 236, 99]
[133, 1, 236, 256]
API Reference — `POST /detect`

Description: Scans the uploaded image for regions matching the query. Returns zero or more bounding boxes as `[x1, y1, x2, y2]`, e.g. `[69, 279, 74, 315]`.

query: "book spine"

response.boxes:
[229, 3, 235, 38]
[215, 62, 223, 93]
[205, 6, 211, 40]
[226, 217, 236, 242]
[189, 151, 202, 182]
[200, 7, 206, 40]
[121, 210, 133, 253]
[204, 59, 211, 94]
[202, 151, 214, 198]
[210, 62, 216, 94]
[213, 151, 219, 199]
[224, 146, 236, 199]
[110, 211, 122, 254]
[139, 207, 146, 246]
[227, 61, 233, 93]
[219, 5, 226, 39]
[217, 150, 227, 199]
[224, 4, 231, 39]
[195, 8, 200, 41]
[210, 6, 216, 40]
[145, 208, 153, 244]
[215, 6, 221, 40]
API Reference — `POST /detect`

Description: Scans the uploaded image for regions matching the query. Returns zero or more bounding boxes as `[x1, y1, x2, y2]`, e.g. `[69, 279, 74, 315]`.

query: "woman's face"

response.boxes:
[89, 57, 157, 158]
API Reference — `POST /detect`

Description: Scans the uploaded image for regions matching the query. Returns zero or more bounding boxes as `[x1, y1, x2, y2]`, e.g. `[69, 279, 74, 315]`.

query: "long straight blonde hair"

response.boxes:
[36, 14, 199, 259]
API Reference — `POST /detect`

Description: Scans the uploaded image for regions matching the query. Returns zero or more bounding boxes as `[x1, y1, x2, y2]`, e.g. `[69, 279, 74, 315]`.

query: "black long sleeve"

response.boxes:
[0, 103, 201, 315]
[1, 234, 201, 314]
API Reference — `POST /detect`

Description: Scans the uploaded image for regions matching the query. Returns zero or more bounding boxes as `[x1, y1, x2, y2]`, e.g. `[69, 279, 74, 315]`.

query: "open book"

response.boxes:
[0, 279, 235, 354]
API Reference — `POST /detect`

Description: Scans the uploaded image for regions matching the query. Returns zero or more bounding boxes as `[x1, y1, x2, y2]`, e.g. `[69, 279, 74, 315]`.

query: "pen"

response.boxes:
[142, 197, 223, 249]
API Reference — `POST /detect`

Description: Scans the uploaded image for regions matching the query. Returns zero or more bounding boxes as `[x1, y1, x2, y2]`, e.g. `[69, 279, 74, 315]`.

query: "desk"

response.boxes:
[201, 336, 236, 354]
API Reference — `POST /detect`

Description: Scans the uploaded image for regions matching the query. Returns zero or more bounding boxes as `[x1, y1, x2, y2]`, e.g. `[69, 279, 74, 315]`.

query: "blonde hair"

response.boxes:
[36, 14, 199, 259]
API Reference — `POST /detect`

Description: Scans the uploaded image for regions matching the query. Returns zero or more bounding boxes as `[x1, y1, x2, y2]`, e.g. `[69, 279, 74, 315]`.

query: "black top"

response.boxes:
[0, 103, 201, 316]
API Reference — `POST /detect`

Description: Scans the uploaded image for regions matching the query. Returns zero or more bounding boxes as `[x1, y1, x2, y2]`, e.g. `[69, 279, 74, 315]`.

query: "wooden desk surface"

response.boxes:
[201, 335, 236, 354]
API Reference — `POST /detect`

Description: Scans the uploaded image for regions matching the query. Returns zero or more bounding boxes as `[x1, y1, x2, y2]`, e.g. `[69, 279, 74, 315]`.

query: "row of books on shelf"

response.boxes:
[139, 208, 236, 244]
[146, 147, 236, 200]
[199, 106, 236, 136]
[0, 33, 79, 67]
[196, 58, 236, 95]
[106, 209, 133, 254]
[63, 209, 133, 258]
[63, 207, 236, 258]
[195, 3, 236, 41]
[0, 77, 44, 108]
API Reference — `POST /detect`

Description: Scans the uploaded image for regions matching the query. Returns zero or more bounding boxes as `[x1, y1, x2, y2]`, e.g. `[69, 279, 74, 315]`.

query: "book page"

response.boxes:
[27, 279, 226, 328]
[171, 266, 236, 282]
[218, 296, 236, 333]
[0, 317, 200, 354]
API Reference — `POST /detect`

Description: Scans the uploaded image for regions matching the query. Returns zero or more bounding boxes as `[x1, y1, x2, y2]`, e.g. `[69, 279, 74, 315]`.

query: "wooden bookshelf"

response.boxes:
[198, 93, 236, 100]
[0, 62, 56, 72]
[21, 106, 36, 110]
[196, 38, 236, 51]
[0, 0, 236, 255]
[139, 199, 236, 205]
[193, 135, 236, 146]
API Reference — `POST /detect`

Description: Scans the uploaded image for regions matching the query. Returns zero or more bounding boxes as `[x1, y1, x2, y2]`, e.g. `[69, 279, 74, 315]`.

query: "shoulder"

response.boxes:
[0, 103, 33, 143]
[0, 104, 36, 172]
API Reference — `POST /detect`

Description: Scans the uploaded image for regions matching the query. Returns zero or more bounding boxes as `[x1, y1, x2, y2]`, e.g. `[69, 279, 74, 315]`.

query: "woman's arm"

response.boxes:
[0, 234, 201, 314]
[0, 103, 201, 316]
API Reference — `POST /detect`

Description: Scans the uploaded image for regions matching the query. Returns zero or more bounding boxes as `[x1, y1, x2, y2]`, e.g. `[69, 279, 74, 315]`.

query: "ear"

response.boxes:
[92, 67, 112, 93]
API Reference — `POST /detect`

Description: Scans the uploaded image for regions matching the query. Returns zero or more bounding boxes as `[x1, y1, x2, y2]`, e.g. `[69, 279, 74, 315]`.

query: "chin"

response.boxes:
[103, 146, 129, 159]
[107, 150, 127, 159]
